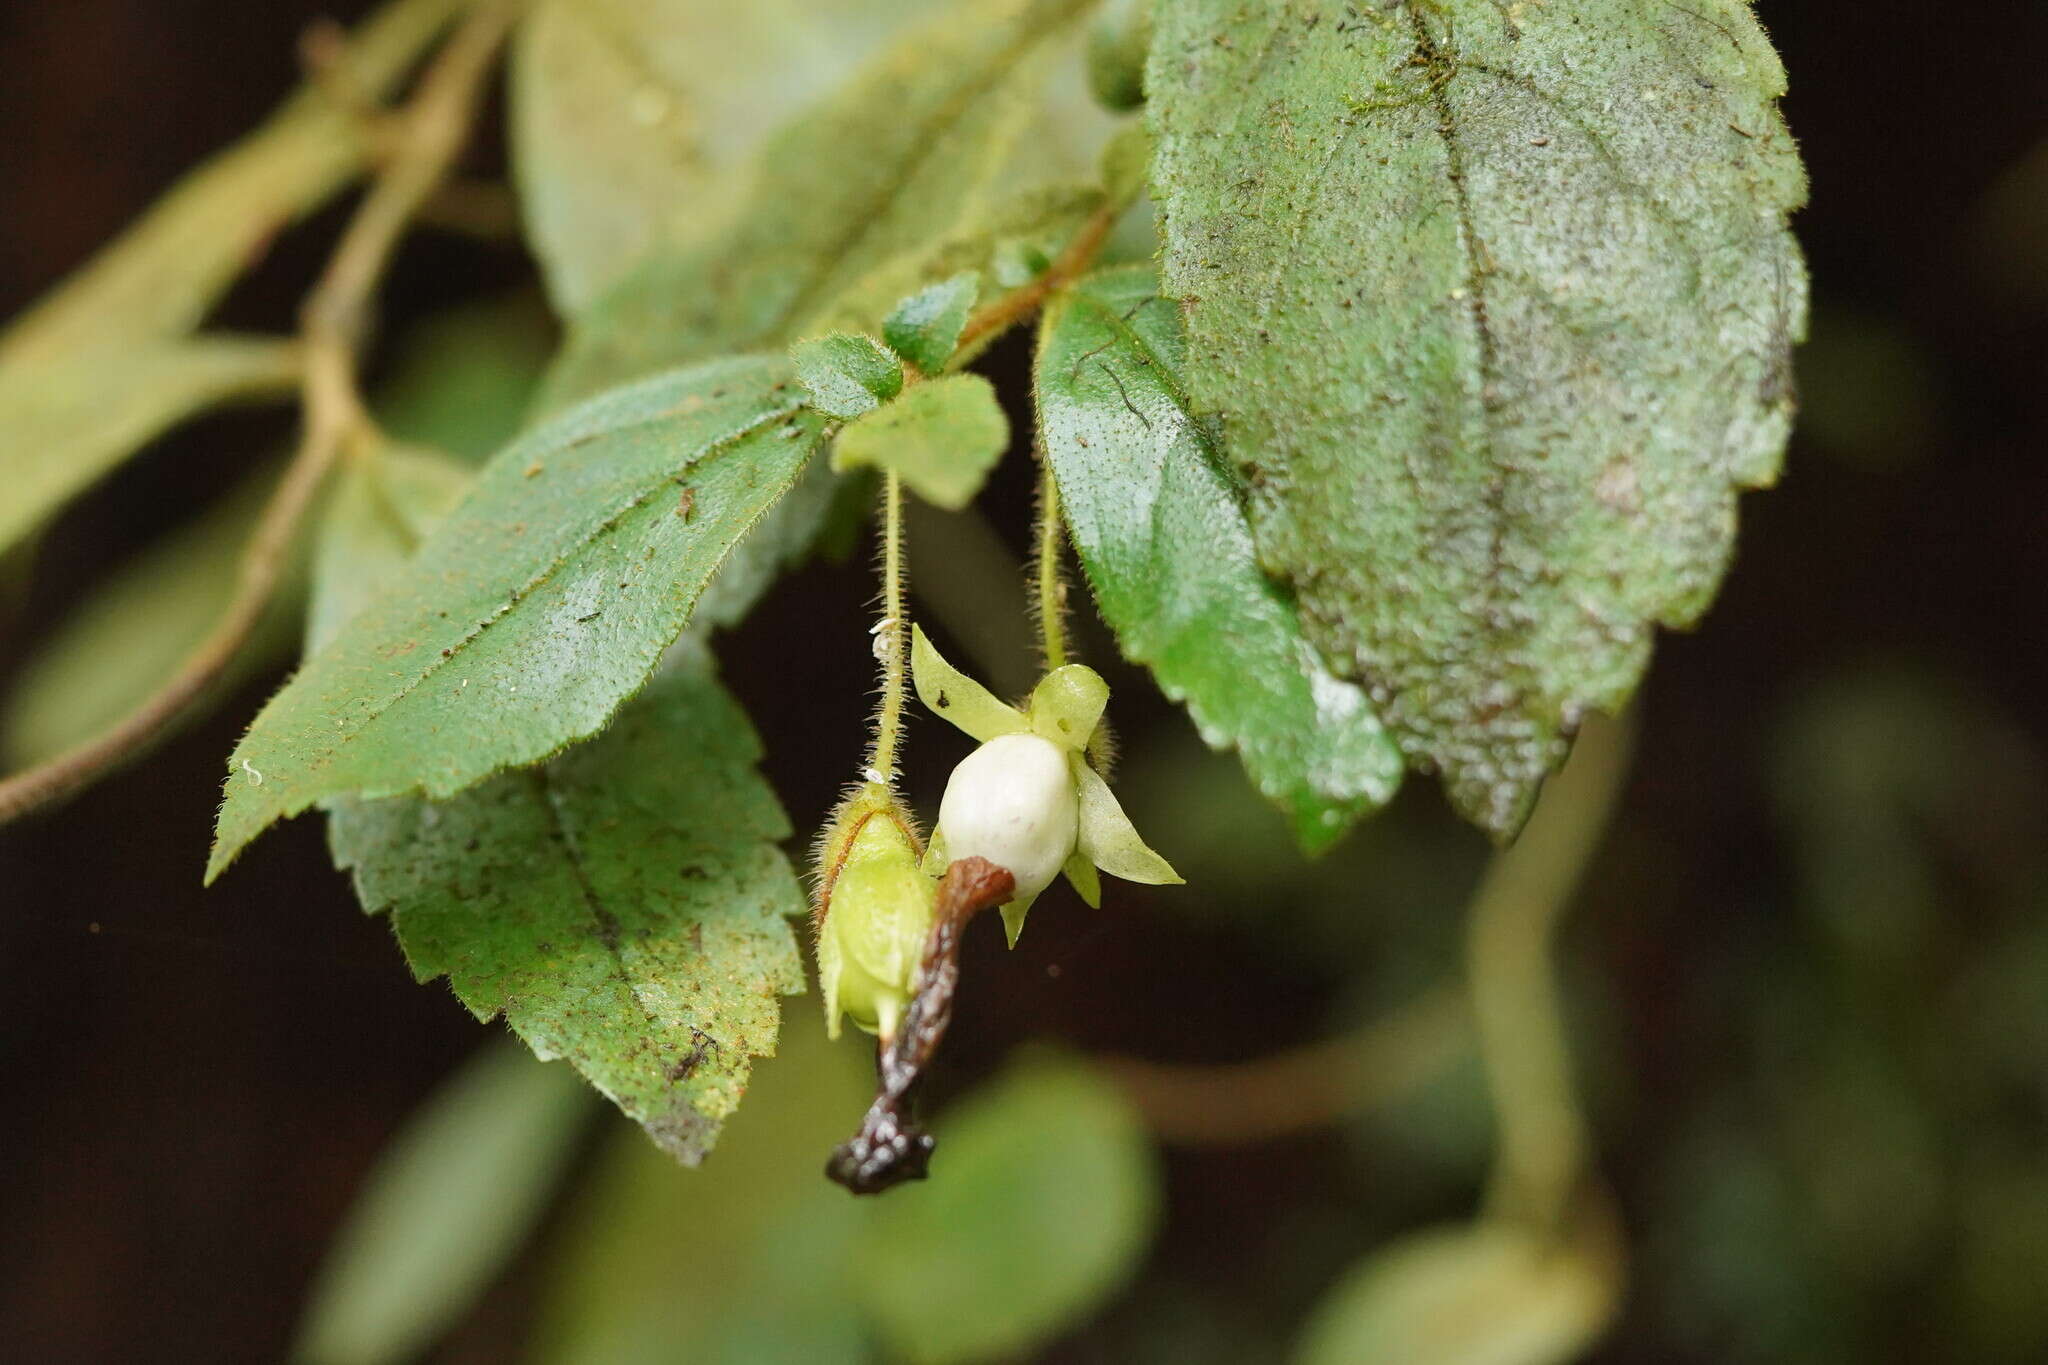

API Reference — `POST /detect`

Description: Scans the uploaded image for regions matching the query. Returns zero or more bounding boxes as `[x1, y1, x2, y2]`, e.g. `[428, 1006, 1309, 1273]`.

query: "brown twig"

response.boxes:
[827, 856, 1015, 1194]
[950, 198, 1123, 360]
[0, 3, 517, 827]
[1102, 987, 1471, 1147]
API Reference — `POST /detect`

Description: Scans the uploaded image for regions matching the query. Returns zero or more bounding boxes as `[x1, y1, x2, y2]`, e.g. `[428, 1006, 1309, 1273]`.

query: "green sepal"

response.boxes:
[883, 272, 979, 374]
[999, 895, 1038, 948]
[913, 625, 1028, 743]
[790, 332, 904, 420]
[1071, 753, 1181, 885]
[1028, 664, 1110, 752]
[1063, 849, 1102, 909]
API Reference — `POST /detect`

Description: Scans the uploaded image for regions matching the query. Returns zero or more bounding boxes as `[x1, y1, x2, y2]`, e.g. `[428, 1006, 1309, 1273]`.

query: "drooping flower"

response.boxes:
[813, 783, 937, 1042]
[912, 626, 1180, 943]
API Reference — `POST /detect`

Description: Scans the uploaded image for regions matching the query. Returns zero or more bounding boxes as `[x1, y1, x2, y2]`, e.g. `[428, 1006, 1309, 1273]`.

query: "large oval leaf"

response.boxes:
[1148, 0, 1807, 835]
[1038, 266, 1404, 850]
[209, 356, 824, 876]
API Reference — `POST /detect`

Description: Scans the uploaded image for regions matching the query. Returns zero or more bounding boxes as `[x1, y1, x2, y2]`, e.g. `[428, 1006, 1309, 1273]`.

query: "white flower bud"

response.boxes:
[936, 733, 1078, 900]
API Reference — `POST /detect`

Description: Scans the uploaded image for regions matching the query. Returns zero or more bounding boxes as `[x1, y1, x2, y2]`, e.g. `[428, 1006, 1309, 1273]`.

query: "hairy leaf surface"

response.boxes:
[1038, 267, 1402, 850]
[1149, 0, 1807, 834]
[210, 357, 824, 875]
[831, 375, 1009, 511]
[330, 658, 808, 1164]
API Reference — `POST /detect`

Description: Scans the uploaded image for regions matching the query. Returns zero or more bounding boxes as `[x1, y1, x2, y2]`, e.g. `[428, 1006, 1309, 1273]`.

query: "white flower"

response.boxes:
[914, 626, 1180, 944]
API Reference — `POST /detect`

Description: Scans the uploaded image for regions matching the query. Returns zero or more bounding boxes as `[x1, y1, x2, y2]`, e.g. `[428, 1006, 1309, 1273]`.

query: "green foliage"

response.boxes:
[292, 1042, 594, 1365]
[1038, 266, 1404, 849]
[831, 374, 1009, 510]
[1, 464, 306, 768]
[305, 444, 473, 655]
[883, 273, 980, 376]
[791, 333, 906, 420]
[0, 0, 465, 552]
[1296, 1222, 1615, 1365]
[854, 1056, 1160, 1364]
[536, 0, 1094, 409]
[1147, 0, 1808, 835]
[209, 357, 824, 876]
[331, 655, 808, 1162]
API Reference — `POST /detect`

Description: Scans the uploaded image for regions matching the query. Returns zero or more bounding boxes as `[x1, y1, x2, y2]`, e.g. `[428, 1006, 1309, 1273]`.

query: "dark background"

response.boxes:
[2, 1, 2043, 1361]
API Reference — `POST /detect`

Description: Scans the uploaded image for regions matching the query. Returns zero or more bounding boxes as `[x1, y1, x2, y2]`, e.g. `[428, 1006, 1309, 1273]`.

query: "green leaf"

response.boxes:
[330, 655, 809, 1163]
[792, 333, 905, 420]
[0, 337, 298, 553]
[510, 0, 942, 314]
[831, 374, 1008, 511]
[531, 1018, 877, 1365]
[1147, 0, 1808, 836]
[537, 0, 1096, 410]
[883, 273, 980, 375]
[1294, 1222, 1616, 1365]
[306, 444, 474, 655]
[209, 356, 825, 877]
[0, 464, 307, 769]
[1037, 266, 1403, 850]
[291, 1041, 594, 1365]
[373, 292, 557, 462]
[854, 1055, 1159, 1365]
[0, 0, 465, 551]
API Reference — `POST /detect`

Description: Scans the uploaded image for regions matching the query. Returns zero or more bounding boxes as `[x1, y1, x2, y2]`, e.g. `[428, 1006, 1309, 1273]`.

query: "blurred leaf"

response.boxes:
[373, 292, 557, 461]
[330, 654, 808, 1163]
[1295, 1221, 1615, 1365]
[1038, 265, 1403, 851]
[538, 0, 1095, 409]
[1, 464, 306, 768]
[533, 1016, 877, 1365]
[832, 374, 1008, 510]
[306, 444, 473, 655]
[1148, 0, 1808, 836]
[209, 357, 824, 874]
[511, 0, 939, 314]
[0, 338, 299, 553]
[292, 1041, 593, 1365]
[0, 0, 465, 550]
[855, 1055, 1160, 1365]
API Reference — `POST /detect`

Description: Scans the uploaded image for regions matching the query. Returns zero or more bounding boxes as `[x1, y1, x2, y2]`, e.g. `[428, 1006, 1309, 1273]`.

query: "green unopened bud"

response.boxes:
[814, 785, 938, 1042]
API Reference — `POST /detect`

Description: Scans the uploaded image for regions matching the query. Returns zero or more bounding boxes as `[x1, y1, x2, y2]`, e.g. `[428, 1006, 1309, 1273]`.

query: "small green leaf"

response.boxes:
[0, 464, 306, 769]
[210, 357, 824, 877]
[792, 333, 905, 420]
[1037, 266, 1403, 850]
[1086, 0, 1152, 111]
[1148, 0, 1808, 836]
[854, 1055, 1159, 1365]
[538, 0, 1095, 409]
[373, 292, 557, 462]
[1071, 755, 1181, 887]
[330, 655, 809, 1163]
[882, 273, 979, 375]
[1294, 1222, 1616, 1365]
[911, 625, 1028, 743]
[306, 444, 473, 655]
[831, 374, 1007, 511]
[291, 1042, 594, 1365]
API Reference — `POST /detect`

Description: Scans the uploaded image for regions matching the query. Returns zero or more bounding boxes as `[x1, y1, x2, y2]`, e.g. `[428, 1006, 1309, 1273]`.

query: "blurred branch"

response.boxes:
[1468, 709, 1636, 1231]
[1103, 987, 1470, 1147]
[0, 4, 519, 828]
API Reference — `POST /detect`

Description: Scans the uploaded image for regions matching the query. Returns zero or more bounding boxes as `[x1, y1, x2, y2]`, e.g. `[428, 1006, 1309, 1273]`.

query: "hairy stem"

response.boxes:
[1468, 709, 1635, 1230]
[866, 471, 910, 784]
[0, 3, 517, 827]
[1033, 459, 1069, 671]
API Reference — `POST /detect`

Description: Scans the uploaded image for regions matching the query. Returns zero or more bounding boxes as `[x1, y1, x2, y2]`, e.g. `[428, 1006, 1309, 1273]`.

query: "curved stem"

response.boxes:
[0, 2, 517, 827]
[1468, 709, 1636, 1231]
[949, 197, 1122, 362]
[866, 471, 910, 784]
[1033, 459, 1069, 671]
